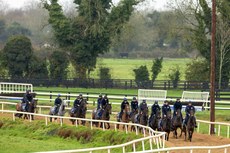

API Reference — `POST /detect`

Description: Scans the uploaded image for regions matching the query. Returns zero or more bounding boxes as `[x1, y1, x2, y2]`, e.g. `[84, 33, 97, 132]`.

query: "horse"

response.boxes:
[69, 99, 87, 125]
[161, 110, 171, 141]
[184, 110, 196, 142]
[172, 109, 183, 139]
[138, 104, 149, 133]
[130, 109, 139, 131]
[92, 104, 112, 129]
[15, 99, 37, 120]
[149, 109, 161, 131]
[49, 99, 66, 122]
[117, 104, 130, 129]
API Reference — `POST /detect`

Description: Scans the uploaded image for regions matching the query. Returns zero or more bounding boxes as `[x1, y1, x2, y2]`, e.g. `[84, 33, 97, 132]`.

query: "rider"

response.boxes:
[184, 101, 197, 128]
[54, 94, 62, 114]
[119, 97, 129, 119]
[162, 100, 171, 118]
[151, 100, 161, 117]
[173, 98, 183, 120]
[96, 94, 103, 118]
[139, 99, 148, 114]
[97, 94, 103, 110]
[131, 97, 138, 113]
[101, 94, 109, 109]
[74, 94, 83, 107]
[22, 90, 33, 111]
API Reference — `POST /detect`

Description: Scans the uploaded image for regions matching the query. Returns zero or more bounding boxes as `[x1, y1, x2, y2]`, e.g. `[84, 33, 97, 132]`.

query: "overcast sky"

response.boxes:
[2, 0, 169, 11]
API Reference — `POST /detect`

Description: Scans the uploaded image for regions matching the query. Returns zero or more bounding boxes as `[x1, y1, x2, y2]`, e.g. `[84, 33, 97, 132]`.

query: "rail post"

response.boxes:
[125, 124, 128, 134]
[197, 122, 200, 133]
[218, 124, 221, 136]
[227, 126, 229, 138]
[132, 143, 136, 152]
[122, 146, 125, 153]
[2, 103, 4, 113]
[142, 140, 145, 151]
[45, 117, 48, 126]
[13, 113, 15, 121]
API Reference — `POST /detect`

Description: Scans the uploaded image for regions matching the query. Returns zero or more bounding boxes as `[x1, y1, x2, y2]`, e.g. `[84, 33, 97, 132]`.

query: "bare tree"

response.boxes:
[217, 17, 230, 89]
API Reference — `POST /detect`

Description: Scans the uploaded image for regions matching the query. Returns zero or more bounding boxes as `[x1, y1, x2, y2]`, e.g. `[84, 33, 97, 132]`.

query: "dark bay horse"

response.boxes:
[138, 104, 149, 133]
[49, 100, 66, 122]
[117, 104, 130, 129]
[161, 111, 171, 141]
[184, 110, 196, 142]
[15, 99, 37, 120]
[149, 109, 161, 131]
[92, 104, 112, 129]
[69, 99, 87, 125]
[172, 109, 183, 139]
[130, 109, 138, 131]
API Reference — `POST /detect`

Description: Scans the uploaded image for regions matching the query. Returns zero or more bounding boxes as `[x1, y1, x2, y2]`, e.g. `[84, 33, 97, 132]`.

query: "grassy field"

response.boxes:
[0, 119, 154, 153]
[68, 58, 191, 80]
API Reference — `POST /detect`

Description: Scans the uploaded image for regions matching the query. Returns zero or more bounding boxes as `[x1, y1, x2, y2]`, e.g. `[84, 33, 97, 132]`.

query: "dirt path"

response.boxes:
[1, 112, 230, 153]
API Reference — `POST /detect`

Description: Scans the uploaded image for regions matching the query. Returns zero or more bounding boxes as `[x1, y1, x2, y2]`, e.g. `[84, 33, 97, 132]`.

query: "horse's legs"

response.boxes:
[50, 117, 52, 122]
[179, 126, 183, 137]
[174, 128, 177, 139]
[107, 123, 110, 129]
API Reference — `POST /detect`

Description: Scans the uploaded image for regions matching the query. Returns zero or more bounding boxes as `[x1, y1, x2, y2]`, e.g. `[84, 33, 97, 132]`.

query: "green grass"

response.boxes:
[0, 119, 154, 153]
[69, 58, 191, 80]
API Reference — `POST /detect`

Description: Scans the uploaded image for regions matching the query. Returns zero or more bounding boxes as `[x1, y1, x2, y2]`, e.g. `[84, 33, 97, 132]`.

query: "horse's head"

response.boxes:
[124, 104, 130, 112]
[189, 110, 195, 117]
[106, 104, 112, 114]
[176, 109, 181, 117]
[166, 110, 171, 118]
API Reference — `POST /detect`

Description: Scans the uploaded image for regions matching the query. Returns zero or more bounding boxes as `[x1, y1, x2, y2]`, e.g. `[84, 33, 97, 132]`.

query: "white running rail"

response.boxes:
[0, 82, 33, 93]
[1, 101, 230, 138]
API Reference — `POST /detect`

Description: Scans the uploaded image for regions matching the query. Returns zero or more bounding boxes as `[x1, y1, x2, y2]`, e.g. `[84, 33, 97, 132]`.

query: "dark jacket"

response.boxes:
[74, 97, 84, 107]
[185, 105, 195, 115]
[131, 100, 138, 110]
[151, 104, 160, 115]
[121, 100, 129, 110]
[101, 98, 109, 109]
[54, 97, 62, 106]
[97, 97, 103, 110]
[22, 93, 33, 103]
[139, 102, 147, 112]
[162, 104, 171, 116]
[174, 101, 182, 111]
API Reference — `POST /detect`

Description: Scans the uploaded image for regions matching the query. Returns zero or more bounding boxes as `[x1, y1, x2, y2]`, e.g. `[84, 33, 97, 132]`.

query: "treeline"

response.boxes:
[0, 0, 229, 89]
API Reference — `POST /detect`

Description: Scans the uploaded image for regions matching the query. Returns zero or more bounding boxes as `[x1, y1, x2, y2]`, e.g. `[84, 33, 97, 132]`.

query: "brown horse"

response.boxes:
[69, 99, 87, 125]
[15, 99, 37, 120]
[92, 104, 112, 129]
[183, 110, 196, 142]
[117, 104, 130, 129]
[172, 109, 183, 139]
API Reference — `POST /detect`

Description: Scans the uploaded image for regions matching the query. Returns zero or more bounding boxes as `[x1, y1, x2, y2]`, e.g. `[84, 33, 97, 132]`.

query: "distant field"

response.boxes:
[68, 58, 191, 80]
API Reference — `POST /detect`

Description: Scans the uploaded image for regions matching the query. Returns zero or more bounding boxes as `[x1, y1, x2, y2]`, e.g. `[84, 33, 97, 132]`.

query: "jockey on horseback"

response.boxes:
[22, 90, 33, 112]
[184, 101, 197, 128]
[74, 93, 84, 107]
[139, 99, 147, 114]
[151, 100, 161, 117]
[130, 97, 138, 115]
[119, 97, 129, 119]
[162, 100, 171, 118]
[173, 98, 183, 120]
[54, 94, 62, 114]
[102, 95, 109, 109]
[160, 100, 171, 129]
[96, 94, 103, 118]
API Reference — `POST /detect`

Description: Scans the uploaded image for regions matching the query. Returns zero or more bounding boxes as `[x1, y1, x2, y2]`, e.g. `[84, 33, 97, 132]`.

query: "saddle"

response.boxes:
[70, 107, 77, 114]
[21, 103, 27, 111]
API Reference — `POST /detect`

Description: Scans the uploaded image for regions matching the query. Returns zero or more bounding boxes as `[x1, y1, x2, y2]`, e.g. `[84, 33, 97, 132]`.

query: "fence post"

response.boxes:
[164, 81, 166, 90]
[50, 91, 52, 102]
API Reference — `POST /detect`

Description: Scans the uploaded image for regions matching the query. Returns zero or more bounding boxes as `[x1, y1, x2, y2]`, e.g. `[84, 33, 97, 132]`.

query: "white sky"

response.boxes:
[2, 0, 169, 11]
